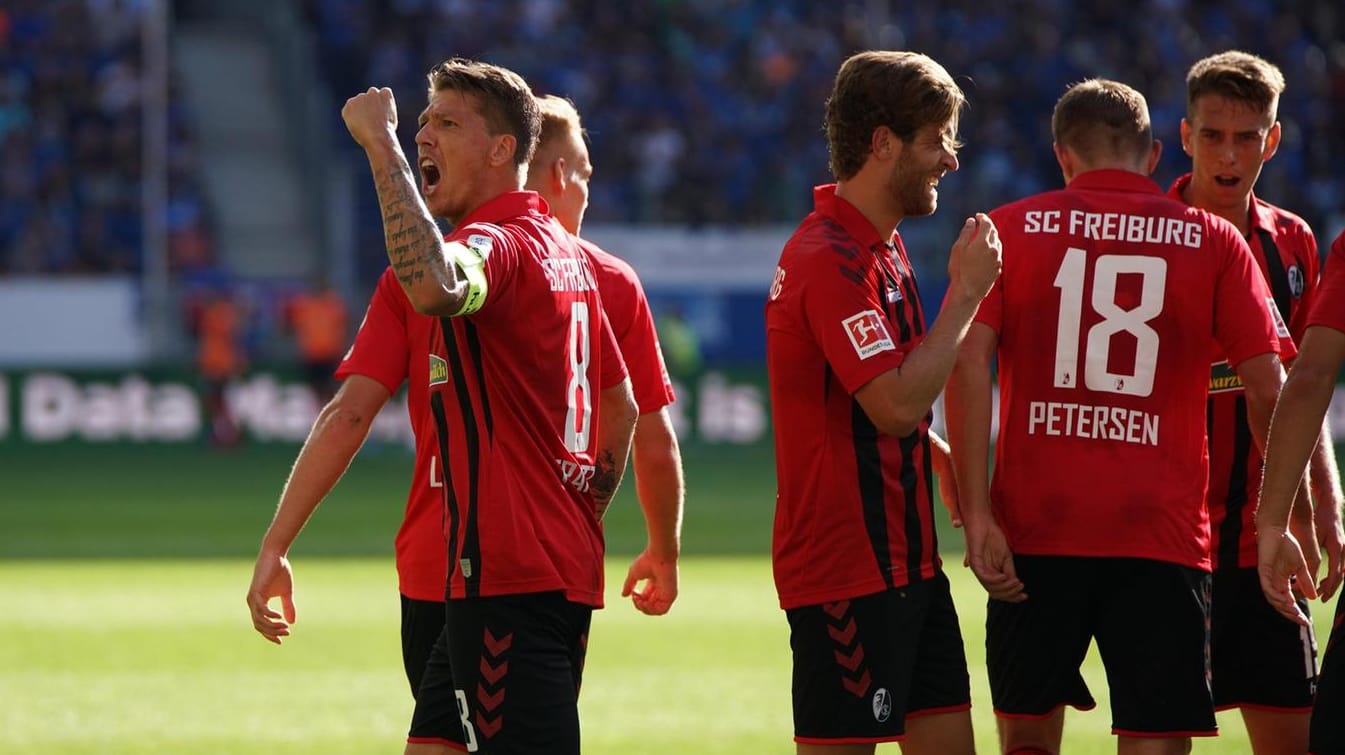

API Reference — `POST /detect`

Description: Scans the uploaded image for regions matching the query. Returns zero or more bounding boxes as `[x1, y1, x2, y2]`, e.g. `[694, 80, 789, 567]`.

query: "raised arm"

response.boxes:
[247, 375, 392, 643]
[853, 215, 1001, 436]
[342, 87, 472, 317]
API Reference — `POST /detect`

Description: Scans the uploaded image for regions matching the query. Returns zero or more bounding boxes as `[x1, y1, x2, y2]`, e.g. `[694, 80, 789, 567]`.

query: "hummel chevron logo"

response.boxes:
[827, 618, 857, 645]
[476, 682, 505, 711]
[475, 711, 502, 738]
[483, 628, 514, 656]
[479, 657, 508, 685]
[842, 670, 872, 697]
[833, 644, 865, 672]
[822, 601, 849, 620]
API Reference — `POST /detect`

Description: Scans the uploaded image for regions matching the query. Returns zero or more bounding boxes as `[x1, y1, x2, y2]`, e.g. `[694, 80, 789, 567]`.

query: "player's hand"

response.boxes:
[621, 549, 678, 616]
[928, 432, 962, 527]
[964, 517, 1025, 602]
[1289, 510, 1322, 598]
[1257, 526, 1317, 626]
[342, 87, 398, 151]
[1315, 502, 1345, 601]
[247, 551, 298, 644]
[946, 213, 1002, 304]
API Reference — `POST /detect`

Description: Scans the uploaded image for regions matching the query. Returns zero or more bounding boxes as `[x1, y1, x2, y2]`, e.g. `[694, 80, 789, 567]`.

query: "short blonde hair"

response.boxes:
[1052, 78, 1153, 163]
[1185, 50, 1285, 119]
[534, 94, 585, 158]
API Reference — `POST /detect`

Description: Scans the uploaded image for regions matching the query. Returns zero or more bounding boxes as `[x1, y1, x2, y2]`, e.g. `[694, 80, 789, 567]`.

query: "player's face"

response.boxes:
[887, 120, 960, 218]
[415, 89, 498, 222]
[1182, 94, 1279, 215]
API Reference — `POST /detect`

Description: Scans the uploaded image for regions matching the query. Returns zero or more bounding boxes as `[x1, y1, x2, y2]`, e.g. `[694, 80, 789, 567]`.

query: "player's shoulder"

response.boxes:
[576, 236, 637, 279]
[782, 211, 868, 269]
[1253, 198, 1315, 244]
[987, 188, 1072, 223]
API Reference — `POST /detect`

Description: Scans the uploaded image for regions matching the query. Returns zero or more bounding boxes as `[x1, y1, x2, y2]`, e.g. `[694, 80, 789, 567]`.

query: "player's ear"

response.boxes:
[1146, 139, 1163, 175]
[1179, 119, 1192, 155]
[871, 126, 900, 162]
[1052, 141, 1074, 183]
[552, 156, 569, 192]
[489, 134, 517, 168]
[1263, 121, 1281, 162]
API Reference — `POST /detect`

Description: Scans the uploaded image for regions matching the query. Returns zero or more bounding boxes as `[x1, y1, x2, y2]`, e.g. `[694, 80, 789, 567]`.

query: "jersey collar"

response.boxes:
[1167, 172, 1275, 236]
[812, 183, 889, 252]
[1068, 169, 1163, 196]
[457, 191, 550, 227]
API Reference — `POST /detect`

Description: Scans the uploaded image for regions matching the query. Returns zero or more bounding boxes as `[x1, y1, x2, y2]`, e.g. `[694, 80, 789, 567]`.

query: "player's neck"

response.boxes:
[1183, 182, 1252, 237]
[834, 180, 902, 240]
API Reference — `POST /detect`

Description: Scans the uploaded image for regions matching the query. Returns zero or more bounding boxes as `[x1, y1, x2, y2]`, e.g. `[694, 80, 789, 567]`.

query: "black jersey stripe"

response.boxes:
[430, 380, 460, 595]
[1218, 395, 1252, 569]
[901, 431, 925, 576]
[1254, 228, 1292, 323]
[463, 320, 494, 440]
[851, 400, 894, 590]
[440, 317, 484, 598]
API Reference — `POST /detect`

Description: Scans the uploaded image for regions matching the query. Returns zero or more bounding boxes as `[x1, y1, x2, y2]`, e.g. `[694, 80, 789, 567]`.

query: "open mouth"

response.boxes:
[1214, 175, 1239, 188]
[419, 158, 441, 195]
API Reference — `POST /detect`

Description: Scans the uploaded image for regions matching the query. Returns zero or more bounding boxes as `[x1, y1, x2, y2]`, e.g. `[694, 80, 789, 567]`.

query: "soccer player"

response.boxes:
[944, 79, 1290, 755]
[1169, 50, 1343, 754]
[525, 94, 682, 615]
[765, 50, 1001, 754]
[342, 59, 637, 754]
[1259, 228, 1345, 755]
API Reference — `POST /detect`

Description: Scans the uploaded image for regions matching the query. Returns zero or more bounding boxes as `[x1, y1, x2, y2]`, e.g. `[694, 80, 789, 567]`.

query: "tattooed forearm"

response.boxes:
[591, 449, 621, 518]
[367, 150, 462, 308]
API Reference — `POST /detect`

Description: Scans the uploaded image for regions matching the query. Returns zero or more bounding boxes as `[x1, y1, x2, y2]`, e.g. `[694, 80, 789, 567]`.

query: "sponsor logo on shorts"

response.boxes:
[872, 687, 892, 723]
[843, 310, 895, 360]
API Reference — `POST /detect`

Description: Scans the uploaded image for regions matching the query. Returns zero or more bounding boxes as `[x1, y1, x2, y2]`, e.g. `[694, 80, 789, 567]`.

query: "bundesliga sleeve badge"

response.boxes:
[843, 310, 896, 360]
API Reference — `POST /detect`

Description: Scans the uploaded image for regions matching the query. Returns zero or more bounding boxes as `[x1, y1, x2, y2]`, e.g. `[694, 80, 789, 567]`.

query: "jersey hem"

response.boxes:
[794, 734, 904, 745]
[406, 736, 467, 751]
[776, 567, 939, 610]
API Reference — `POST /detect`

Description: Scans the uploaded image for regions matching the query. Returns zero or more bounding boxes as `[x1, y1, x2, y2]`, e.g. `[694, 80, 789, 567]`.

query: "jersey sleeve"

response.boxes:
[596, 304, 629, 390]
[599, 262, 675, 413]
[1308, 231, 1345, 334]
[335, 268, 410, 393]
[448, 223, 520, 317]
[1212, 224, 1289, 366]
[800, 254, 907, 396]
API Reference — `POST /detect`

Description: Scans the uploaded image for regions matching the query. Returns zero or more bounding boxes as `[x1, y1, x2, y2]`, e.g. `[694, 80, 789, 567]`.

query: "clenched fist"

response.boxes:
[342, 87, 398, 150]
[947, 212, 1002, 304]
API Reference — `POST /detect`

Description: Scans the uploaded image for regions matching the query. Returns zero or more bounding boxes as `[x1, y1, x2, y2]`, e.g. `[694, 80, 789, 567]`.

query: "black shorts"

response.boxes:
[401, 595, 447, 698]
[1311, 597, 1345, 755]
[987, 555, 1215, 737]
[1210, 567, 1316, 711]
[785, 572, 971, 745]
[408, 591, 593, 754]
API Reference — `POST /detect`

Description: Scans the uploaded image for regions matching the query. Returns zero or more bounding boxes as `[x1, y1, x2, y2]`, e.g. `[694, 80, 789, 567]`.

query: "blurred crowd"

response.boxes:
[4, 1, 1343, 278]
[0, 0, 213, 276]
[305, 0, 1345, 241]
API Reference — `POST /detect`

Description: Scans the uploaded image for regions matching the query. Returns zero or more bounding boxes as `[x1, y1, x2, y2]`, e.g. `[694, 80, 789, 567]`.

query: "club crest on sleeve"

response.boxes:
[429, 354, 448, 386]
[843, 310, 895, 360]
[1266, 296, 1291, 338]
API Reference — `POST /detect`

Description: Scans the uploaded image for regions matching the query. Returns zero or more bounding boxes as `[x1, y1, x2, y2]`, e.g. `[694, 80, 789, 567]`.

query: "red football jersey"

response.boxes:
[766, 184, 940, 610]
[578, 237, 676, 415]
[1168, 175, 1311, 570]
[428, 192, 626, 607]
[336, 268, 444, 601]
[1308, 231, 1345, 333]
[980, 170, 1285, 571]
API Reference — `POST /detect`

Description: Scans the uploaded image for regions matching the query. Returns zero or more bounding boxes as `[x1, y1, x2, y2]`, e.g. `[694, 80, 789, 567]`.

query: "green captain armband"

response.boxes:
[449, 233, 493, 316]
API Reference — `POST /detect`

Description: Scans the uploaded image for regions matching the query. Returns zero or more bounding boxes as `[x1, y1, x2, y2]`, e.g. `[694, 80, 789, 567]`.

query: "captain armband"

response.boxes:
[448, 233, 493, 316]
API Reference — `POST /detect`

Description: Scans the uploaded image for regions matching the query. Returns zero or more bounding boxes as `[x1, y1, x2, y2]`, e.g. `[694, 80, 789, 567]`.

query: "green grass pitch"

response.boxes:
[0, 442, 1333, 753]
